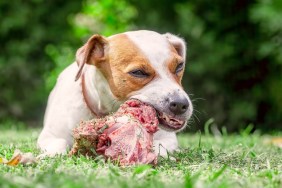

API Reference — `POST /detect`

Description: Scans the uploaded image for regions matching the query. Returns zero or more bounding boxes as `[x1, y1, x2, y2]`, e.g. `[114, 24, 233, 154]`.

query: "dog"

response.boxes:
[37, 30, 193, 157]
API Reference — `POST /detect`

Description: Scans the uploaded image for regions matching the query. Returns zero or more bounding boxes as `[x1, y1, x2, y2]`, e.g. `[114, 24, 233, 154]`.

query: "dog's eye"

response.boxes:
[129, 70, 149, 78]
[175, 62, 184, 74]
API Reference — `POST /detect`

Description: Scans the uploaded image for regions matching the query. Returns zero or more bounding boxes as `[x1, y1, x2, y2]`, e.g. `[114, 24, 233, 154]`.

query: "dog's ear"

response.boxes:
[164, 33, 187, 61]
[75, 34, 109, 81]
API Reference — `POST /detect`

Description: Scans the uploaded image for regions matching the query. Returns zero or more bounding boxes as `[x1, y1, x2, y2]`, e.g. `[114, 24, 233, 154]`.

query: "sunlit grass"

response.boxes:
[0, 126, 281, 188]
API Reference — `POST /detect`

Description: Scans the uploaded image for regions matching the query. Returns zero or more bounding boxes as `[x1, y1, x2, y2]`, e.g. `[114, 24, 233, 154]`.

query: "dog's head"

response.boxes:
[76, 30, 193, 132]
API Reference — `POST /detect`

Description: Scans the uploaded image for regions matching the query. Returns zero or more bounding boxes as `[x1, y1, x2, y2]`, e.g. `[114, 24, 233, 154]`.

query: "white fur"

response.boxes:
[153, 129, 179, 156]
[38, 30, 192, 157]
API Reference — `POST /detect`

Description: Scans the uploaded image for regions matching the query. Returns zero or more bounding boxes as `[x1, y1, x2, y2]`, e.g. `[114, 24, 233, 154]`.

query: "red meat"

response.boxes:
[70, 99, 159, 165]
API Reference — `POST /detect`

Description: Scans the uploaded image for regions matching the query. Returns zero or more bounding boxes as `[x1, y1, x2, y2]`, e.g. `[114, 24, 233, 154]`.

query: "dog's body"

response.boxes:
[38, 30, 193, 156]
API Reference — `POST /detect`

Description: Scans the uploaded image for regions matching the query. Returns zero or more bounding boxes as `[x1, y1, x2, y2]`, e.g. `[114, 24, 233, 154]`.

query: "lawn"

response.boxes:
[0, 126, 281, 188]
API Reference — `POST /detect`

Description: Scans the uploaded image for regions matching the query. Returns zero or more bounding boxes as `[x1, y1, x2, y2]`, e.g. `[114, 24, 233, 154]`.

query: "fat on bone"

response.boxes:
[69, 99, 159, 165]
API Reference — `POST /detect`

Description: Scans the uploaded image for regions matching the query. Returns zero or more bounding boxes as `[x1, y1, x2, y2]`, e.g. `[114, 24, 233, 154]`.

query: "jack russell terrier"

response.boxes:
[37, 30, 193, 156]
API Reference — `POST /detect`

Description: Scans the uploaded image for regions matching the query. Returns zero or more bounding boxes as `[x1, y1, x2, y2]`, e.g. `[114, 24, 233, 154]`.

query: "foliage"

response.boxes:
[0, 0, 281, 131]
[0, 127, 281, 187]
[130, 0, 282, 131]
[72, 0, 137, 38]
[0, 0, 82, 122]
[249, 0, 282, 127]
[45, 0, 137, 92]
[175, 0, 268, 131]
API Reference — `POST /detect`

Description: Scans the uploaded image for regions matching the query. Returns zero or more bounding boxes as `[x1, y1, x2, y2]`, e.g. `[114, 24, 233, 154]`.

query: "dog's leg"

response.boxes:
[37, 63, 92, 156]
[37, 134, 70, 157]
[153, 129, 178, 157]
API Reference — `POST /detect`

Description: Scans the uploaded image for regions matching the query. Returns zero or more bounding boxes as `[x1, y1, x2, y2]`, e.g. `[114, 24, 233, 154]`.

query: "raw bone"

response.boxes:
[70, 99, 159, 165]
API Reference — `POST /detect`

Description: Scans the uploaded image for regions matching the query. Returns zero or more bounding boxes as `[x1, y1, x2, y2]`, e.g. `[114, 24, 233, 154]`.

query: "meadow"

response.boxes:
[0, 125, 281, 188]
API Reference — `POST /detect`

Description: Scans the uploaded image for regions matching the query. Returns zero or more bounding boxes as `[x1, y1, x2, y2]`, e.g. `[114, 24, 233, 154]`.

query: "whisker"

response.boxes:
[187, 118, 195, 124]
[192, 113, 200, 123]
[193, 109, 202, 115]
[187, 118, 197, 128]
[191, 98, 206, 102]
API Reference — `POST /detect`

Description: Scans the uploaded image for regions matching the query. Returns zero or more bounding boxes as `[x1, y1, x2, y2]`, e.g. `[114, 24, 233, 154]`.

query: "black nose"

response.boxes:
[169, 97, 189, 115]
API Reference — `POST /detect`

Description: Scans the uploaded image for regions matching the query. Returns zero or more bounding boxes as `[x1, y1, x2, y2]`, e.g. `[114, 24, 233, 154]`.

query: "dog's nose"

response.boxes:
[169, 97, 189, 115]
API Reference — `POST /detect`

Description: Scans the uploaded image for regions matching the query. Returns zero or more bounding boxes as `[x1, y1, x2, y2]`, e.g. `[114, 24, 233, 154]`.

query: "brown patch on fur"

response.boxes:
[75, 35, 109, 81]
[97, 34, 156, 100]
[167, 46, 185, 85]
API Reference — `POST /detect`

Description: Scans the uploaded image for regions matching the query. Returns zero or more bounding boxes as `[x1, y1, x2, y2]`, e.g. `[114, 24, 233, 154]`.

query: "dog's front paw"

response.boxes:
[153, 145, 176, 162]
[153, 140, 178, 157]
[37, 138, 69, 158]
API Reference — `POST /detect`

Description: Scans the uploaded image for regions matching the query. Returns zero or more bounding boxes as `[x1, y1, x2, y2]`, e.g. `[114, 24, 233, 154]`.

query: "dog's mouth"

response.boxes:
[129, 98, 187, 131]
[156, 111, 186, 131]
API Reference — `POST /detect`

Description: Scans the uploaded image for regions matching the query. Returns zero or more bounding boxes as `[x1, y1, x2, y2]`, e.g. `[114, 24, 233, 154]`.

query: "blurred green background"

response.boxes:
[0, 0, 281, 132]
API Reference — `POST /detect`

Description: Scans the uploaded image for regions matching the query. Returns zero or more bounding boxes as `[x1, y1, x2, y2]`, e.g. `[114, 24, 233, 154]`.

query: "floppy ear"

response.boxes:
[164, 33, 187, 61]
[75, 34, 109, 81]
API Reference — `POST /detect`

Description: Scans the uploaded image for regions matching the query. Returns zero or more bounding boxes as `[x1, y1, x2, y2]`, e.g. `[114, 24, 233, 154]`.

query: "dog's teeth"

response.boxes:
[159, 112, 184, 127]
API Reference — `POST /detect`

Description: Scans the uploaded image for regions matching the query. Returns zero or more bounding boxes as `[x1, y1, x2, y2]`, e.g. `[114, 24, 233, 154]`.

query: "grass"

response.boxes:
[0, 126, 281, 188]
